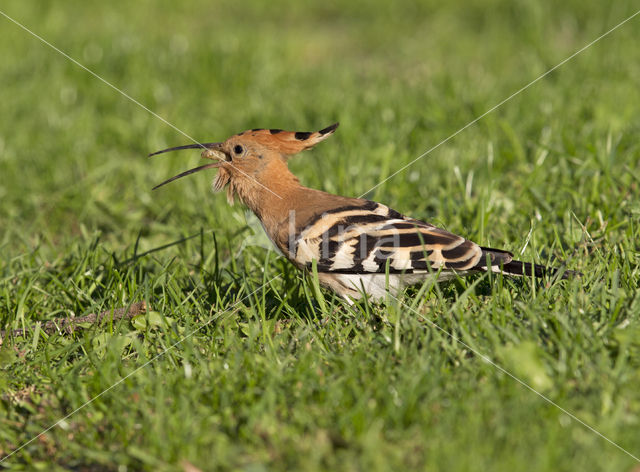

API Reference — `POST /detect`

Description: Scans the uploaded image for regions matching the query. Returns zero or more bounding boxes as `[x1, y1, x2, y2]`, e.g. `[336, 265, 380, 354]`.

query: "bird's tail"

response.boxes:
[478, 247, 578, 280]
[498, 259, 575, 280]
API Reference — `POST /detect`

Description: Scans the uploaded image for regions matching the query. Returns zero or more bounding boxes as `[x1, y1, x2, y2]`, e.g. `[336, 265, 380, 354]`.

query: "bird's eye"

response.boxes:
[233, 145, 243, 155]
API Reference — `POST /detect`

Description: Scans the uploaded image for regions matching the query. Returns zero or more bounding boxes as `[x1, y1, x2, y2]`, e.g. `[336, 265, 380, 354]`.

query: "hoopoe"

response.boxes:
[150, 123, 576, 302]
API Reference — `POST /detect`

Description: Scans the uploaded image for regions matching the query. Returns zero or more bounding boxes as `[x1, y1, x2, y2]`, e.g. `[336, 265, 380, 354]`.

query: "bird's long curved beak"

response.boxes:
[150, 142, 227, 190]
[148, 142, 223, 157]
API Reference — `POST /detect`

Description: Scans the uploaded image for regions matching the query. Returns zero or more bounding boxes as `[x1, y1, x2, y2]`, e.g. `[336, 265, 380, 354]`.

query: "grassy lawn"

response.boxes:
[1, 0, 640, 470]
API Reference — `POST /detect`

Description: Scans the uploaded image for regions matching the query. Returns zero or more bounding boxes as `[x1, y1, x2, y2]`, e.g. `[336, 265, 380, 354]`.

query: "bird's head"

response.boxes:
[150, 123, 339, 205]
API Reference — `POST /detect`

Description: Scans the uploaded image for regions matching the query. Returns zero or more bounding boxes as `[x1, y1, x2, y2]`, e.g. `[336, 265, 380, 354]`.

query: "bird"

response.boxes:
[150, 123, 577, 302]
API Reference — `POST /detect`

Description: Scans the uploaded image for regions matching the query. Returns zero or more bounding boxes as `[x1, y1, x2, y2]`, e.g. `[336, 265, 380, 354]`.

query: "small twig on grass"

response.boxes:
[0, 301, 148, 342]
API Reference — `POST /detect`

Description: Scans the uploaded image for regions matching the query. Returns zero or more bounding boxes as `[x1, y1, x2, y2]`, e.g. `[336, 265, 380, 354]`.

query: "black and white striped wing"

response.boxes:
[293, 201, 499, 274]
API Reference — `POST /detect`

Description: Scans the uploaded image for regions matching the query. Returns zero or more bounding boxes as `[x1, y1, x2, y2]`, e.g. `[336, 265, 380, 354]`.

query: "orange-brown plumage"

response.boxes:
[151, 123, 576, 302]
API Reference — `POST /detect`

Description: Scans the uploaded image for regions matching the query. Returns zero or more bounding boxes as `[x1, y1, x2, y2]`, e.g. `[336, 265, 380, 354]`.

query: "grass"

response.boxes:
[1, 0, 639, 470]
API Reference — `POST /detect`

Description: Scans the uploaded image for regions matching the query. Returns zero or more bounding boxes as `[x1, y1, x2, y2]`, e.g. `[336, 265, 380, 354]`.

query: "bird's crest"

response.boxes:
[236, 122, 339, 158]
